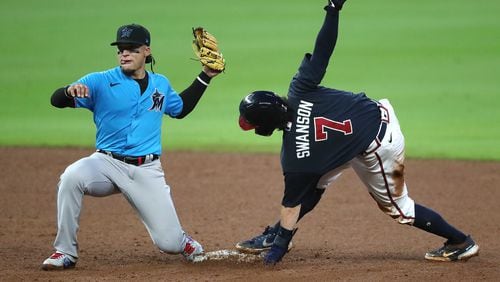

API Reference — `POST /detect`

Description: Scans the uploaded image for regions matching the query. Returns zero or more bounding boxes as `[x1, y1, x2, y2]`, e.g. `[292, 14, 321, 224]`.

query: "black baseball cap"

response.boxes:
[110, 24, 151, 46]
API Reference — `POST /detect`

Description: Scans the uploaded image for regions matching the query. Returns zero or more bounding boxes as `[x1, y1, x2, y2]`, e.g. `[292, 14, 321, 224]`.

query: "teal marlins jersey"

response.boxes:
[74, 67, 183, 156]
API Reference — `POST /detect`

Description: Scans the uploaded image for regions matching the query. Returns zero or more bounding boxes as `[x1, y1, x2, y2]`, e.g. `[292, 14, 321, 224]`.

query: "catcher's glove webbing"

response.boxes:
[192, 27, 226, 72]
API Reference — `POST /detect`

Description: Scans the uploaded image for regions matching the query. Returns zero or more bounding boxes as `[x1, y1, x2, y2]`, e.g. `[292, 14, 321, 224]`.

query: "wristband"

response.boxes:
[274, 226, 294, 248]
[63, 86, 72, 98]
[196, 76, 209, 86]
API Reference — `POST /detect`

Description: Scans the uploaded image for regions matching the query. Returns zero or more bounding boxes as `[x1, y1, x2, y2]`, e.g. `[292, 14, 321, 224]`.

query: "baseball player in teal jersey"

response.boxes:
[42, 24, 221, 270]
[236, 1, 479, 265]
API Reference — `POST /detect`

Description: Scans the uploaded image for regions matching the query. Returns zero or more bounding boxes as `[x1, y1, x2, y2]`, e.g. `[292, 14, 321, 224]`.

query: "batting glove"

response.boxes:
[263, 226, 296, 265]
[264, 244, 288, 265]
[327, 0, 346, 11]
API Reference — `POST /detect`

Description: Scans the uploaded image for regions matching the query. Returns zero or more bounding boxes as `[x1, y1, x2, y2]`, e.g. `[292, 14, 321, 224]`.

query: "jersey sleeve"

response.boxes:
[290, 8, 340, 93]
[161, 77, 183, 118]
[290, 53, 324, 92]
[73, 72, 102, 111]
[282, 172, 322, 208]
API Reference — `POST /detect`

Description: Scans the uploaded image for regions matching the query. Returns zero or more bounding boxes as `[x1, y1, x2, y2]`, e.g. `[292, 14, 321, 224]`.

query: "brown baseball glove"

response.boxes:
[192, 27, 226, 72]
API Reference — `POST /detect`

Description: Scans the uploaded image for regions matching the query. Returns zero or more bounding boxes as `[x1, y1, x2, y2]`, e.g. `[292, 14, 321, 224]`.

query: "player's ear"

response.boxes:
[144, 46, 151, 56]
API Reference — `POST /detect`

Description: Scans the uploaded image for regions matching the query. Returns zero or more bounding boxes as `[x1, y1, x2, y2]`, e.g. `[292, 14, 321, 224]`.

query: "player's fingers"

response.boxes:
[81, 85, 89, 97]
[71, 84, 89, 98]
[66, 85, 76, 97]
[76, 84, 84, 97]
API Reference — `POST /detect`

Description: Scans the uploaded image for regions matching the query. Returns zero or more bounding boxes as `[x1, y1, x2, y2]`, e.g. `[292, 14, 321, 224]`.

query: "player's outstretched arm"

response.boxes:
[308, 1, 345, 79]
[51, 87, 74, 108]
[175, 71, 212, 119]
[50, 83, 89, 108]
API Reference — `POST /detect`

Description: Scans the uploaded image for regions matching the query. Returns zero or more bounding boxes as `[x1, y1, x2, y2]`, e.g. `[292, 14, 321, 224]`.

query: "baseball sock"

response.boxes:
[413, 203, 467, 244]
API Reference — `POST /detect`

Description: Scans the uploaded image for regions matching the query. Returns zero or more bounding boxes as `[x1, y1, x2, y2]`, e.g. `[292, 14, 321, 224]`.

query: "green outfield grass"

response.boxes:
[1, 0, 499, 160]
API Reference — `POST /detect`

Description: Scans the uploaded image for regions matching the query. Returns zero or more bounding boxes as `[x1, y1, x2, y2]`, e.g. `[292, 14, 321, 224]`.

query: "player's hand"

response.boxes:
[263, 225, 296, 265]
[65, 83, 89, 98]
[327, 0, 346, 11]
[263, 244, 288, 265]
[202, 66, 221, 78]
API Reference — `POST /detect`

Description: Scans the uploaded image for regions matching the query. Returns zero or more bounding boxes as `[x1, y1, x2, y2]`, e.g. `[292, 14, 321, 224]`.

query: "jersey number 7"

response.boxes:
[314, 117, 352, 141]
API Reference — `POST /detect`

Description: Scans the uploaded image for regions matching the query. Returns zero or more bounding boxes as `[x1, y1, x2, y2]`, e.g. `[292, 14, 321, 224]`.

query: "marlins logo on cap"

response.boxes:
[120, 27, 134, 39]
[110, 24, 151, 46]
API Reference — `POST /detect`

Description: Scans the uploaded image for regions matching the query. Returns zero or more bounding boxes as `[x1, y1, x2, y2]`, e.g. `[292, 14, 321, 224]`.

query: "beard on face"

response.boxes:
[120, 66, 136, 77]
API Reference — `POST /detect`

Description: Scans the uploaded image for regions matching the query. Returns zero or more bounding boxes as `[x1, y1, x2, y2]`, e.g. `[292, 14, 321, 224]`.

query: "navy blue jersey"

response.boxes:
[279, 8, 381, 207]
[281, 56, 380, 174]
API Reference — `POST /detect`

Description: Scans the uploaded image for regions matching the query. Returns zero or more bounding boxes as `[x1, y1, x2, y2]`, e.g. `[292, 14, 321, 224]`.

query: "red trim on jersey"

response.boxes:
[375, 152, 414, 220]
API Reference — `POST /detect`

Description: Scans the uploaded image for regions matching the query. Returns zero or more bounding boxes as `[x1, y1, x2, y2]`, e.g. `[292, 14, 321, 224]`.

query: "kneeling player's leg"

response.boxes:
[55, 153, 118, 258]
[120, 161, 186, 254]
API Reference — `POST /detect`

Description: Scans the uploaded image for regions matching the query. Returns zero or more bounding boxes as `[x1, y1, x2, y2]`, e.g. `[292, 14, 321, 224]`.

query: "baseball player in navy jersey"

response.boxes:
[236, 1, 479, 265]
[42, 24, 221, 270]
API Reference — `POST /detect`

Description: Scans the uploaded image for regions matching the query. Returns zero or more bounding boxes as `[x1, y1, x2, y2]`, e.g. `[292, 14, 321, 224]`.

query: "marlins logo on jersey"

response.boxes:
[149, 89, 165, 112]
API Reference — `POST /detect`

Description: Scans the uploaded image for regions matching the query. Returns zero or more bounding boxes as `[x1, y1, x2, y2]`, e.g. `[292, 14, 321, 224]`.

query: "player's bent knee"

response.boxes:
[154, 239, 183, 254]
[150, 230, 184, 254]
[59, 167, 86, 191]
[59, 157, 98, 189]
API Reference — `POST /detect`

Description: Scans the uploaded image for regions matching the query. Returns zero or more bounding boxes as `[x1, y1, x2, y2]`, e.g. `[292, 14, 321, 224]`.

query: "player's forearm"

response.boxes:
[279, 205, 301, 230]
[51, 86, 75, 108]
[309, 7, 340, 73]
[176, 72, 212, 119]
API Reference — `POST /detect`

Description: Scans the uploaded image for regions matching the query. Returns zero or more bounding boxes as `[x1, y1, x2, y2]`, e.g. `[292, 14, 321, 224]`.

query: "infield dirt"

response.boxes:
[1, 147, 499, 281]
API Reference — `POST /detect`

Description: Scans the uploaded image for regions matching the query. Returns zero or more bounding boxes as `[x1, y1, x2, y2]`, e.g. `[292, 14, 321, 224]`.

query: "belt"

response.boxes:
[97, 149, 159, 166]
[364, 104, 390, 155]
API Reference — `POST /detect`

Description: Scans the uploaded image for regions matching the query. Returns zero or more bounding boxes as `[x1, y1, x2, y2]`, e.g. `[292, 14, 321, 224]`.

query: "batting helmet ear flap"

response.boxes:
[239, 115, 256, 131]
[254, 125, 278, 137]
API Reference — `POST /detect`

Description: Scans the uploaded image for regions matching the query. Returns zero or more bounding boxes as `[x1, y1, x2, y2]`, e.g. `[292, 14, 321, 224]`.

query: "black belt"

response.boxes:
[97, 150, 159, 166]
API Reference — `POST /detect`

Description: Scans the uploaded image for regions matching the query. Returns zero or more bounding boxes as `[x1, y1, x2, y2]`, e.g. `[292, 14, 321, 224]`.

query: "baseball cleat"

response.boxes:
[181, 234, 204, 262]
[41, 252, 77, 270]
[424, 235, 479, 262]
[235, 225, 293, 254]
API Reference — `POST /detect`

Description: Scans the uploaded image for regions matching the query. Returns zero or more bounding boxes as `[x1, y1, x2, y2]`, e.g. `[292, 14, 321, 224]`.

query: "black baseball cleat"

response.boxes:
[235, 225, 293, 254]
[424, 235, 479, 262]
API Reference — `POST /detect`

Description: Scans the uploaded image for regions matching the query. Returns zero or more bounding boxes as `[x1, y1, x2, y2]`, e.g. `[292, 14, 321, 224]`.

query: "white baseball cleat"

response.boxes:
[181, 234, 204, 262]
[425, 235, 479, 262]
[41, 252, 77, 270]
